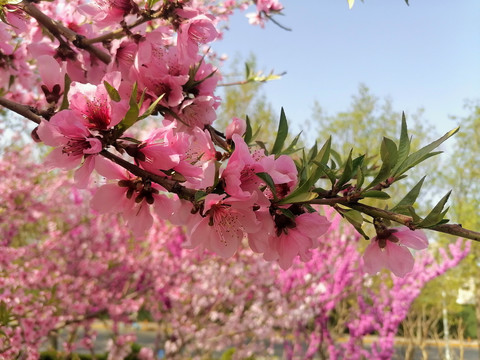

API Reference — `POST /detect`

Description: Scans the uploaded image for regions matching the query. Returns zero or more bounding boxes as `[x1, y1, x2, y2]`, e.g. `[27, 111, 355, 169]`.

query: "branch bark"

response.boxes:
[0, 97, 42, 124]
[347, 202, 480, 242]
[20, 1, 111, 64]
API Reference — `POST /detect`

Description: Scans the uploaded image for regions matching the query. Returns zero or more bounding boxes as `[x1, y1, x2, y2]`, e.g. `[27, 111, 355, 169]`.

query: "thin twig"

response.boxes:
[346, 202, 480, 242]
[20, 1, 111, 64]
[100, 150, 197, 202]
[82, 9, 164, 46]
[0, 97, 42, 124]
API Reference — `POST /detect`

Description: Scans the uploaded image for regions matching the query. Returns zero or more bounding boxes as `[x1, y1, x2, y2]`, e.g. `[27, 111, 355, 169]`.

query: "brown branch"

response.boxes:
[346, 202, 480, 242]
[82, 9, 164, 46]
[100, 150, 197, 202]
[20, 1, 111, 64]
[0, 97, 42, 124]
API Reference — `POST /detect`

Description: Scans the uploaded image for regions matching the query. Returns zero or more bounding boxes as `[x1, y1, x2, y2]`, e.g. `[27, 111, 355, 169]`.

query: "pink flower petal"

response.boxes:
[363, 240, 388, 275]
[74, 156, 96, 188]
[385, 242, 415, 277]
[91, 184, 127, 213]
[395, 228, 429, 250]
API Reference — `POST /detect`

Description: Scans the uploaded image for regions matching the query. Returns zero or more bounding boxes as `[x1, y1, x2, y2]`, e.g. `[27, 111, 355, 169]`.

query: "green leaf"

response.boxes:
[342, 209, 369, 239]
[277, 191, 317, 204]
[194, 190, 207, 203]
[256, 172, 277, 200]
[392, 112, 411, 175]
[308, 141, 318, 163]
[278, 165, 324, 204]
[278, 207, 295, 219]
[337, 150, 354, 188]
[390, 176, 425, 213]
[282, 131, 302, 155]
[59, 73, 71, 110]
[348, 0, 355, 9]
[356, 166, 365, 188]
[314, 137, 331, 166]
[255, 140, 268, 152]
[270, 108, 289, 155]
[408, 206, 422, 223]
[103, 80, 121, 102]
[365, 137, 397, 189]
[317, 163, 337, 186]
[362, 190, 391, 199]
[380, 137, 398, 163]
[116, 83, 139, 133]
[244, 115, 253, 144]
[418, 191, 452, 227]
[245, 62, 251, 79]
[138, 94, 164, 120]
[393, 127, 459, 177]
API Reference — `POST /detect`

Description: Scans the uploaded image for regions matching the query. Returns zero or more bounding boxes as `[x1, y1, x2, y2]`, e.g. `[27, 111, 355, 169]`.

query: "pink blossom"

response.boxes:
[177, 11, 219, 60]
[167, 95, 219, 129]
[363, 227, 429, 277]
[188, 194, 261, 258]
[267, 212, 331, 270]
[37, 55, 67, 103]
[222, 134, 297, 202]
[225, 117, 246, 139]
[92, 157, 177, 236]
[68, 71, 129, 130]
[37, 110, 102, 187]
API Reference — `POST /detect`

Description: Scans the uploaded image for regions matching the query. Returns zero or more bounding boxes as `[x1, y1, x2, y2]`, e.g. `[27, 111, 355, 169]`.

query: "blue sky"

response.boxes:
[211, 1, 480, 137]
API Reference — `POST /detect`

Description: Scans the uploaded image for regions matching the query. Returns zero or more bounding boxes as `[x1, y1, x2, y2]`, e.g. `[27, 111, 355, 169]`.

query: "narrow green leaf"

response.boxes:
[116, 83, 139, 133]
[365, 137, 397, 189]
[380, 137, 398, 163]
[418, 191, 452, 227]
[245, 62, 251, 79]
[408, 206, 422, 223]
[103, 80, 121, 102]
[308, 141, 318, 163]
[362, 190, 391, 199]
[393, 127, 459, 177]
[317, 163, 337, 186]
[337, 150, 354, 188]
[342, 210, 369, 239]
[330, 148, 342, 167]
[278, 207, 295, 219]
[277, 191, 317, 204]
[271, 107, 289, 154]
[59, 73, 71, 110]
[282, 131, 302, 155]
[356, 166, 365, 188]
[390, 176, 425, 213]
[314, 137, 331, 166]
[348, 0, 355, 9]
[255, 140, 268, 152]
[244, 115, 253, 144]
[194, 190, 207, 203]
[256, 172, 278, 200]
[138, 94, 164, 120]
[277, 166, 324, 204]
[391, 112, 410, 175]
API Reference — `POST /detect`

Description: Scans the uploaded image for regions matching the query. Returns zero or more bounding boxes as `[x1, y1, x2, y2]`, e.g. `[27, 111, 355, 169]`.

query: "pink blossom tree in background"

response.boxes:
[0, 145, 470, 359]
[0, 0, 477, 358]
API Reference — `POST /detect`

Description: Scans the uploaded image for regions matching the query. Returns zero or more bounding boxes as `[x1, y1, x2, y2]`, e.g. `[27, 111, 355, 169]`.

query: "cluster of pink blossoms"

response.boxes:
[0, 0, 430, 275]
